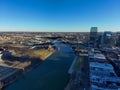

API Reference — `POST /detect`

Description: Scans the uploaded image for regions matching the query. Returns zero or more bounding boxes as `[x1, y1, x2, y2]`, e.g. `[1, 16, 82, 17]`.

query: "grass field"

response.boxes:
[11, 47, 54, 60]
[74, 57, 83, 70]
[31, 49, 53, 60]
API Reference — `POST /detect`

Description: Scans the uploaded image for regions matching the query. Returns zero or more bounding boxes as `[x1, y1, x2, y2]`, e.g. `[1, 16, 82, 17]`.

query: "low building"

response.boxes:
[89, 49, 120, 89]
[90, 62, 120, 90]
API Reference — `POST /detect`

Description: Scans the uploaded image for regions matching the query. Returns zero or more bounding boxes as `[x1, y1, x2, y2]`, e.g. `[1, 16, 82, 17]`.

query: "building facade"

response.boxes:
[89, 27, 98, 48]
[101, 31, 116, 48]
[90, 27, 98, 42]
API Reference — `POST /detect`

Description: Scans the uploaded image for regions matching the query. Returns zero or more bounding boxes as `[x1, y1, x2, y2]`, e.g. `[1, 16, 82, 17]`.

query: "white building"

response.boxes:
[90, 62, 120, 90]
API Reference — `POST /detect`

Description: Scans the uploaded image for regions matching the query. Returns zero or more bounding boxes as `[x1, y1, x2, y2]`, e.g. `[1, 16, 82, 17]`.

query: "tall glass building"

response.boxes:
[90, 27, 98, 42]
[102, 31, 115, 47]
[117, 32, 120, 47]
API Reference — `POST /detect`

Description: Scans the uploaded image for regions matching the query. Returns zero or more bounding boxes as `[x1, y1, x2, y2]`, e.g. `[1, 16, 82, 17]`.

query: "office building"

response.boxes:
[102, 31, 115, 47]
[116, 32, 120, 47]
[90, 27, 98, 42]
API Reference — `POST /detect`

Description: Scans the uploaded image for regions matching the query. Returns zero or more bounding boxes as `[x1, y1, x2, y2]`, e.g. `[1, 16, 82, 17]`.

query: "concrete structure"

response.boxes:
[89, 49, 120, 90]
[89, 27, 98, 48]
[90, 62, 120, 90]
[90, 27, 98, 42]
[101, 31, 116, 48]
[116, 32, 120, 47]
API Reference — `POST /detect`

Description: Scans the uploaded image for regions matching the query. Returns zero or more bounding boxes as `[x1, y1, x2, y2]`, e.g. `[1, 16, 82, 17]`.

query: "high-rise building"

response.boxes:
[103, 31, 112, 44]
[90, 27, 98, 42]
[118, 36, 120, 47]
[116, 32, 120, 47]
[89, 27, 98, 48]
[102, 31, 115, 47]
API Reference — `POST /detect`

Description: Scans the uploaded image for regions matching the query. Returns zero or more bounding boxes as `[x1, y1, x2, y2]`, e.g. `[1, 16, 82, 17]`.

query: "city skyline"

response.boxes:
[0, 0, 120, 32]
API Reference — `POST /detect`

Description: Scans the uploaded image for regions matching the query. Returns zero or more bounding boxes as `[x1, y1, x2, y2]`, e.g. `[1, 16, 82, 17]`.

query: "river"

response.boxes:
[4, 41, 75, 90]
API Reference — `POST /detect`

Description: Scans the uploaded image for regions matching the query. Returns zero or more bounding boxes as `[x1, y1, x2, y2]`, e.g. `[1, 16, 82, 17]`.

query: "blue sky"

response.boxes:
[0, 0, 120, 32]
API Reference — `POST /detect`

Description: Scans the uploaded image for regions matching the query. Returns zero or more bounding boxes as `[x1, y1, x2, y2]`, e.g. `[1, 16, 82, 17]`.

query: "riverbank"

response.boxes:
[65, 56, 84, 90]
[1, 49, 55, 90]
[4, 41, 75, 90]
[65, 50, 90, 90]
[68, 56, 77, 74]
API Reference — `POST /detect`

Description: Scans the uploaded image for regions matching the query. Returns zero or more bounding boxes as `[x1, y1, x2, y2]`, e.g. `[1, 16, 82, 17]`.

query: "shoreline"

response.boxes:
[1, 50, 55, 90]
[68, 56, 77, 74]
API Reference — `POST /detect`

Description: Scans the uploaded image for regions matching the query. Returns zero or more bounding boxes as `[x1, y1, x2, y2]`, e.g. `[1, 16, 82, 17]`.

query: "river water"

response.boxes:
[4, 41, 75, 90]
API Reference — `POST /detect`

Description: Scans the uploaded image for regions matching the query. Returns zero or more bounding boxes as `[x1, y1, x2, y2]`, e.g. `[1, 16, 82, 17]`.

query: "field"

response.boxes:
[29, 49, 53, 60]
[10, 47, 54, 60]
[74, 57, 83, 70]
